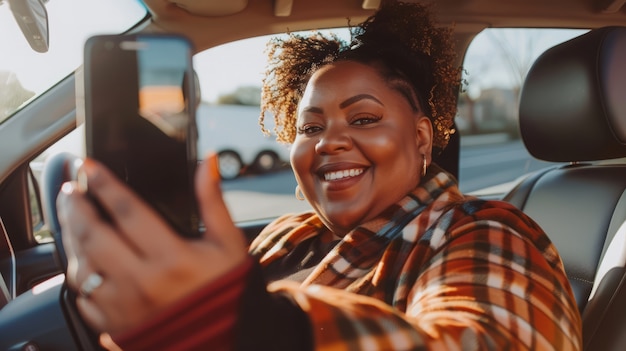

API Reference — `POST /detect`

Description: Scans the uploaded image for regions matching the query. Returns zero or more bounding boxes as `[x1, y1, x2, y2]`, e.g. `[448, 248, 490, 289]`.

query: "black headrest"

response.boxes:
[519, 26, 626, 162]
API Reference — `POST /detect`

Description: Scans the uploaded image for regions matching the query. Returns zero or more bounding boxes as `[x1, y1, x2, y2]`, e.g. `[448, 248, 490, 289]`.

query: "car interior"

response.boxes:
[1, 0, 626, 349]
[503, 25, 626, 350]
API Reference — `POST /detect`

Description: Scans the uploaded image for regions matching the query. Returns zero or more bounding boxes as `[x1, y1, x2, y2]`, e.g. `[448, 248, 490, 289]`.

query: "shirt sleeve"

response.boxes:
[110, 257, 314, 351]
[112, 257, 254, 351]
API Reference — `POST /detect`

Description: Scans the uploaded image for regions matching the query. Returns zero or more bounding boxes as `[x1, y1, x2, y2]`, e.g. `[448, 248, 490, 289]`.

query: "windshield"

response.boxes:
[0, 0, 147, 123]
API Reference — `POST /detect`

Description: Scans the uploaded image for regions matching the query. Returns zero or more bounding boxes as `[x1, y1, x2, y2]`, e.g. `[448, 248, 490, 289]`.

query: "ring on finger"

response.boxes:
[79, 272, 104, 298]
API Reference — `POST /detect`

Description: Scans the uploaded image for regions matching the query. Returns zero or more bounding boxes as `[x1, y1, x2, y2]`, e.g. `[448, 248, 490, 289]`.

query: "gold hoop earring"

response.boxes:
[422, 155, 428, 177]
[295, 185, 305, 201]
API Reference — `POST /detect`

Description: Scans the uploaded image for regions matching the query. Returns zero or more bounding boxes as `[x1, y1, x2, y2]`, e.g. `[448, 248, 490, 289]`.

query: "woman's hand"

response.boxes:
[56, 153, 248, 336]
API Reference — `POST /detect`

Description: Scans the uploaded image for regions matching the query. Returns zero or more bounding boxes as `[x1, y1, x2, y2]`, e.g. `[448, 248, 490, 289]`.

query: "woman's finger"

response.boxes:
[57, 181, 102, 288]
[79, 158, 182, 258]
[57, 181, 149, 325]
[58, 181, 140, 278]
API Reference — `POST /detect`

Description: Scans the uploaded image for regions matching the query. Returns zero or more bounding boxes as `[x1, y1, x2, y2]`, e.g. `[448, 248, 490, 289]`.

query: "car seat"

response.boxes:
[502, 26, 626, 350]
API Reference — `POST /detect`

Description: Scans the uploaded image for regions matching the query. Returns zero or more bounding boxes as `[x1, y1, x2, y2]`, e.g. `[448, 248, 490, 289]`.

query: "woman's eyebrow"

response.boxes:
[301, 106, 323, 114]
[300, 94, 383, 114]
[339, 94, 384, 109]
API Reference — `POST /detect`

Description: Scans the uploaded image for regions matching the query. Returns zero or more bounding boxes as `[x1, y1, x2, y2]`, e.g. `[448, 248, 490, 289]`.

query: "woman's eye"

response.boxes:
[351, 115, 382, 126]
[297, 125, 322, 135]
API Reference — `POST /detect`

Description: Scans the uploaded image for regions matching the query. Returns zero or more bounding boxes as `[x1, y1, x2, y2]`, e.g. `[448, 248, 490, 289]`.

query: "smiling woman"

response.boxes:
[6, 0, 625, 349]
[54, 2, 581, 350]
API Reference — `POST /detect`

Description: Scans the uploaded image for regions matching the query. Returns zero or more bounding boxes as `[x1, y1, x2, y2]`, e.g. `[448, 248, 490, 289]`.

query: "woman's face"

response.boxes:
[291, 60, 433, 236]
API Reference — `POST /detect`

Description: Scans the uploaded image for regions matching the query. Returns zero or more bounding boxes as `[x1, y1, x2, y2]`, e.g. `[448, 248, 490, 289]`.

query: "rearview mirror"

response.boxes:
[8, 0, 49, 53]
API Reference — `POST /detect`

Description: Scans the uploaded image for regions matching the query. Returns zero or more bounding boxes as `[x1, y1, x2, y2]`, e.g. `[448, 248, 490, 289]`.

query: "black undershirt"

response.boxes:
[235, 236, 340, 351]
[263, 235, 341, 283]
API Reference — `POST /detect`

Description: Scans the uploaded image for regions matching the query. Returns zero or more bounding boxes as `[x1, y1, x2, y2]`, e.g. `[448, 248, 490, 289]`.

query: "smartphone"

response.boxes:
[83, 33, 201, 238]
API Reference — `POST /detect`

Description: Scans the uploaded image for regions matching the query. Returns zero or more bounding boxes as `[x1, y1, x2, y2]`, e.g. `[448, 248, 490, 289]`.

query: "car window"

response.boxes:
[458, 28, 588, 195]
[193, 27, 588, 221]
[30, 27, 589, 226]
[0, 0, 147, 124]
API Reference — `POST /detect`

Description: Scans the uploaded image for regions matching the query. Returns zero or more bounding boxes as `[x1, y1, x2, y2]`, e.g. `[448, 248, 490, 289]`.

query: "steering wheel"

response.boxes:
[39, 152, 103, 350]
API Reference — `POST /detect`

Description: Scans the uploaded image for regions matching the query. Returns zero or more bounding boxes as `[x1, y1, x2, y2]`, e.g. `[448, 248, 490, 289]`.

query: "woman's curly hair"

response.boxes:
[260, 1, 461, 153]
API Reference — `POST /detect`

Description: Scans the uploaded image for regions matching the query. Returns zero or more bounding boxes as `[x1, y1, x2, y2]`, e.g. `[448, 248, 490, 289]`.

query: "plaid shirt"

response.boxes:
[250, 166, 582, 350]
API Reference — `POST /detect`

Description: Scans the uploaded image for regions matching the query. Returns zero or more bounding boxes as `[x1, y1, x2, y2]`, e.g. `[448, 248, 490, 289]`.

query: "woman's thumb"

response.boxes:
[195, 153, 245, 248]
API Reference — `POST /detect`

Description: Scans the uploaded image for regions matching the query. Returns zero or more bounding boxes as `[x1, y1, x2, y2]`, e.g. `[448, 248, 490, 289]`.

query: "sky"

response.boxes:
[193, 36, 270, 104]
[192, 29, 352, 104]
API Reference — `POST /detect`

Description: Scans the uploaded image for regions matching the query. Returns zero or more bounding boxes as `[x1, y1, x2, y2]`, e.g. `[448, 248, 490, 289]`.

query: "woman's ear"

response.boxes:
[415, 116, 433, 162]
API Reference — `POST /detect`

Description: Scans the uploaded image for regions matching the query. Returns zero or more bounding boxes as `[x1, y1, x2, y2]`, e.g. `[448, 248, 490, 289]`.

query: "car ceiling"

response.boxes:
[141, 0, 626, 66]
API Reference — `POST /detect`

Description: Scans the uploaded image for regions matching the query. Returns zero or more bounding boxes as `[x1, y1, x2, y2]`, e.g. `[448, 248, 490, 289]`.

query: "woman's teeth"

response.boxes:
[324, 168, 364, 181]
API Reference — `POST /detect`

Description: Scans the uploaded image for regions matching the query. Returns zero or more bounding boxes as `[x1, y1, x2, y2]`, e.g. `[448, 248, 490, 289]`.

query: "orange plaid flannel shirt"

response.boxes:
[250, 166, 582, 350]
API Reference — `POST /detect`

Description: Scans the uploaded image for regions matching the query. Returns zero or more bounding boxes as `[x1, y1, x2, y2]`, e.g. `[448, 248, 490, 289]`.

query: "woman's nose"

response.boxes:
[314, 125, 353, 155]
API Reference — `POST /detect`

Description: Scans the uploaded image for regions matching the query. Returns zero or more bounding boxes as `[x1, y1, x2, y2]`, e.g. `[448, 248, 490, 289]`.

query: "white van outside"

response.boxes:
[196, 103, 291, 179]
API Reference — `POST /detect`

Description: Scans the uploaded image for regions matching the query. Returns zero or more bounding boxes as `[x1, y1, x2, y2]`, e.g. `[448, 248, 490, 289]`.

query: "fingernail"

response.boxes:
[83, 158, 96, 174]
[79, 158, 98, 191]
[209, 153, 221, 180]
[77, 168, 88, 192]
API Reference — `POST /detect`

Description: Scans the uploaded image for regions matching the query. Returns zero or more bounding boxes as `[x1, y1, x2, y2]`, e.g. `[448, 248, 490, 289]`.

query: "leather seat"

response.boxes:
[502, 26, 626, 350]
